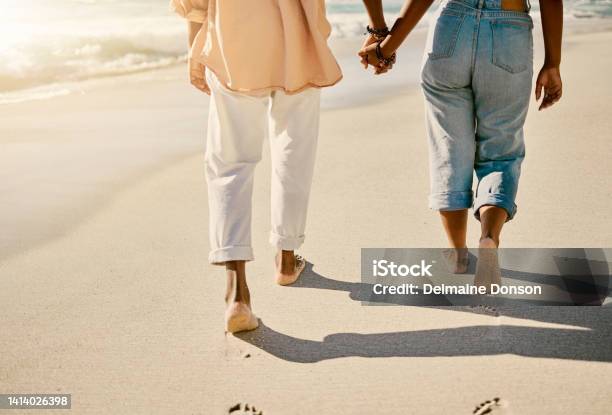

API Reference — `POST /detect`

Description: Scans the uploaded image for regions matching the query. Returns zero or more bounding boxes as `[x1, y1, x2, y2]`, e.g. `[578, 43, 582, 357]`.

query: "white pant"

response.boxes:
[205, 71, 321, 264]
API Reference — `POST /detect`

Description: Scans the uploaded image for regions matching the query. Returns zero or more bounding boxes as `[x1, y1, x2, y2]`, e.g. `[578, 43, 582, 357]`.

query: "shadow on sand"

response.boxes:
[236, 261, 612, 364]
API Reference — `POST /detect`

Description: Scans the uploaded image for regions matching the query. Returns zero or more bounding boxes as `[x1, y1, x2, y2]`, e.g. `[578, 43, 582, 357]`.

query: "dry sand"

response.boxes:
[1, 29, 611, 414]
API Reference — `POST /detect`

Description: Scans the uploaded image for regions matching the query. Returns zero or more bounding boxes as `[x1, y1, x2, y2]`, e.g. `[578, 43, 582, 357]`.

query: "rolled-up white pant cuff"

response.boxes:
[208, 246, 254, 265]
[269, 232, 305, 251]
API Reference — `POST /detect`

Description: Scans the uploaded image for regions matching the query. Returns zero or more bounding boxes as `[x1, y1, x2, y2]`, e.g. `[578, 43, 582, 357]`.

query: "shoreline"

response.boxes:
[2, 18, 611, 107]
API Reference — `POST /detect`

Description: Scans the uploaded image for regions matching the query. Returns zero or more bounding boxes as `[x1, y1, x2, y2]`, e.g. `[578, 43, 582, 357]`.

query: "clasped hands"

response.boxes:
[358, 26, 397, 75]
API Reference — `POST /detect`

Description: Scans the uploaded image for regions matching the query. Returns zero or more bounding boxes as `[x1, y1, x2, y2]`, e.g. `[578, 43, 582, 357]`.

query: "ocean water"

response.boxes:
[0, 0, 610, 104]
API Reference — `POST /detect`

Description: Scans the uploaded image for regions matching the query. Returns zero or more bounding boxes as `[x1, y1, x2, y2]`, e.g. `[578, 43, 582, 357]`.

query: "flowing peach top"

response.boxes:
[170, 0, 343, 94]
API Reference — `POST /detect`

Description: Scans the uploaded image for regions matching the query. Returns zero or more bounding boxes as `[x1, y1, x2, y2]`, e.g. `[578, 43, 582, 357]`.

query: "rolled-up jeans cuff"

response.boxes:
[208, 246, 254, 265]
[429, 191, 473, 211]
[473, 194, 517, 222]
[269, 231, 305, 251]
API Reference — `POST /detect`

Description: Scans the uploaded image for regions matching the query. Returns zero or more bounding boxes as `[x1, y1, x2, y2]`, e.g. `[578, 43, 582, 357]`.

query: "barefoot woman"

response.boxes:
[171, 0, 342, 332]
[361, 0, 563, 269]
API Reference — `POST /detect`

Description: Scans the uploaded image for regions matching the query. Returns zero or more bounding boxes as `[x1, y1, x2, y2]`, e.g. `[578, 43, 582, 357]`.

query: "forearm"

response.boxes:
[188, 21, 203, 47]
[539, 0, 563, 67]
[381, 0, 435, 54]
[363, 0, 387, 29]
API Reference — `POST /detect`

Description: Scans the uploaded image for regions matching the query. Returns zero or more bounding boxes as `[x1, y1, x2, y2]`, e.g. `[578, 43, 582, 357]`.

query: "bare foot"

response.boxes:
[225, 302, 258, 334]
[442, 248, 469, 274]
[275, 250, 306, 286]
[225, 261, 258, 334]
[474, 237, 502, 293]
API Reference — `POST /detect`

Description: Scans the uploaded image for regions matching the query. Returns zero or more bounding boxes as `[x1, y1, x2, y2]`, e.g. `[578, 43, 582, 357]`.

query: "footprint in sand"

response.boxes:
[228, 403, 263, 415]
[473, 397, 513, 414]
[468, 304, 500, 317]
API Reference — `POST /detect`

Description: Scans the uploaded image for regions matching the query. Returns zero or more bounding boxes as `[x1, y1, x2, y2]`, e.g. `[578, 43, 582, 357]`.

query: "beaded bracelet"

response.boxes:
[375, 42, 396, 67]
[366, 25, 389, 40]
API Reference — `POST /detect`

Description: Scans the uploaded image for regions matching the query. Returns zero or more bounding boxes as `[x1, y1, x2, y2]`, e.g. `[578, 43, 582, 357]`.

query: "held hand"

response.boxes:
[189, 60, 210, 94]
[360, 34, 378, 69]
[358, 42, 395, 75]
[535, 66, 562, 110]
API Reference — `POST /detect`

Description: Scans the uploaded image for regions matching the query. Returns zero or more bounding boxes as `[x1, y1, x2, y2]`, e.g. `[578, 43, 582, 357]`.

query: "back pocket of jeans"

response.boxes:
[490, 20, 533, 73]
[429, 12, 465, 60]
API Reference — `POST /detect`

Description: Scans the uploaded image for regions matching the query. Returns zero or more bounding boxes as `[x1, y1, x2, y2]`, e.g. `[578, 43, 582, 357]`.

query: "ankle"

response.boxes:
[225, 261, 250, 305]
[226, 298, 249, 307]
[278, 250, 296, 273]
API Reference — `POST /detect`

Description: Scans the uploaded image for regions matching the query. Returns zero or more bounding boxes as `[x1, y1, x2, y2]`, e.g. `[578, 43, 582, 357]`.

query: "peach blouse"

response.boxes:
[170, 0, 343, 94]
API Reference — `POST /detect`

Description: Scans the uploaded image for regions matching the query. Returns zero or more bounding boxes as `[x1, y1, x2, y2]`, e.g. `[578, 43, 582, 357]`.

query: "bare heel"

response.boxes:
[275, 253, 306, 286]
[225, 302, 258, 334]
[475, 237, 501, 291]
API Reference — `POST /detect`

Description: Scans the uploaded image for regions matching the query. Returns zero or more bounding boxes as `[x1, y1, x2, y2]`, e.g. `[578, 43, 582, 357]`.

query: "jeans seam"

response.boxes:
[470, 11, 481, 73]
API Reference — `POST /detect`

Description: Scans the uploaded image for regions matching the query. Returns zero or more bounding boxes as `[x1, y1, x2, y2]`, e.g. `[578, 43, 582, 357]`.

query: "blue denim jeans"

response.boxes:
[421, 0, 533, 220]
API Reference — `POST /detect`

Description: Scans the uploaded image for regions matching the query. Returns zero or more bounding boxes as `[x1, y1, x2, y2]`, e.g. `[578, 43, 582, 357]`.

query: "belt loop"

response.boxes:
[525, 0, 531, 12]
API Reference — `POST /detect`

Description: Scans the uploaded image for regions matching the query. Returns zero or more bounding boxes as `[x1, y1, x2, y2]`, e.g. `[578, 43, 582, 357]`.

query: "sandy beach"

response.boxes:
[1, 22, 611, 415]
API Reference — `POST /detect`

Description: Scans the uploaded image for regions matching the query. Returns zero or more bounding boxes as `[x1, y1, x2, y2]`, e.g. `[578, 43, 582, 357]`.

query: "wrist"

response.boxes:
[379, 37, 397, 57]
[543, 57, 561, 69]
[375, 41, 397, 67]
[369, 17, 388, 31]
[366, 24, 389, 40]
